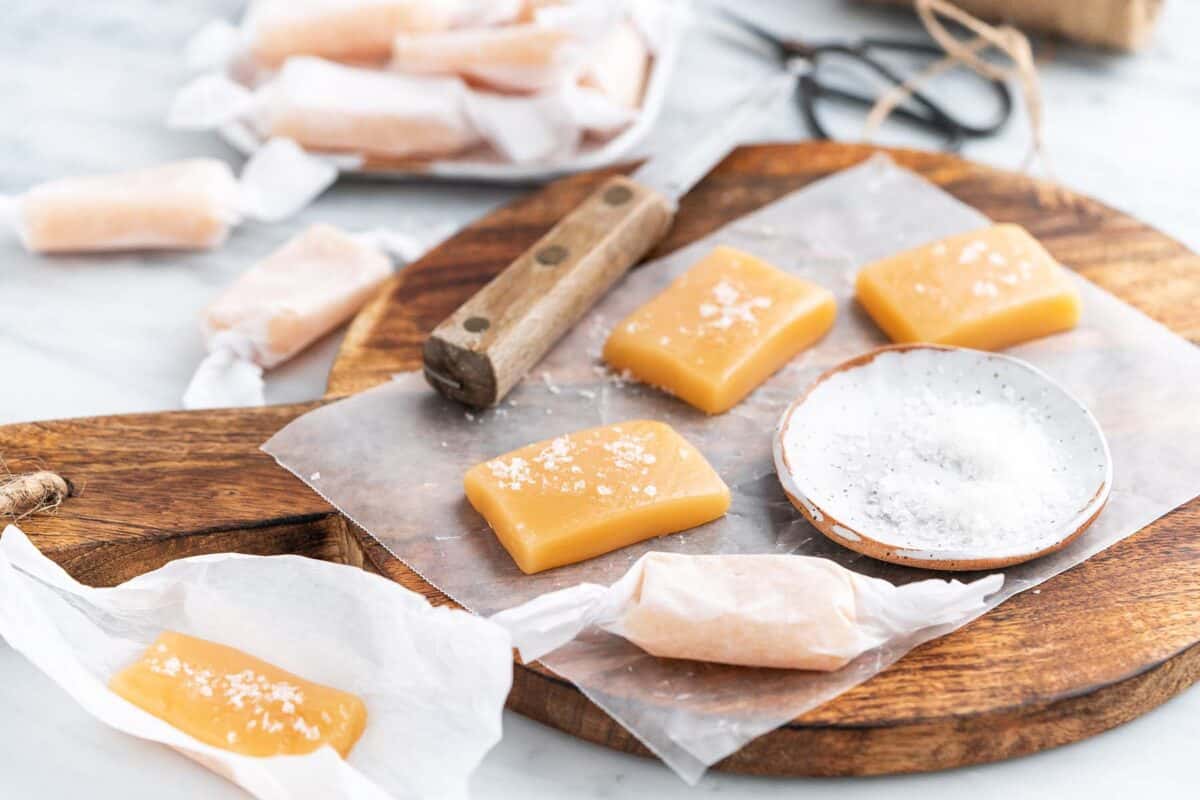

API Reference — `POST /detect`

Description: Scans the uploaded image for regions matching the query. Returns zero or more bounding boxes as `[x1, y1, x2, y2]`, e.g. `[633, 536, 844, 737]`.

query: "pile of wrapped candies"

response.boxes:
[173, 0, 674, 165]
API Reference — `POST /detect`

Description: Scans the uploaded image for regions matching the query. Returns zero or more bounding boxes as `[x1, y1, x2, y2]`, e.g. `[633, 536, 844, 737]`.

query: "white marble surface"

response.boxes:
[2, 0, 1199, 797]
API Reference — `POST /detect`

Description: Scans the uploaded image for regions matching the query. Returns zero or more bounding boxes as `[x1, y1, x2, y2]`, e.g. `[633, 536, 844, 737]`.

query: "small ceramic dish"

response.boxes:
[774, 344, 1112, 570]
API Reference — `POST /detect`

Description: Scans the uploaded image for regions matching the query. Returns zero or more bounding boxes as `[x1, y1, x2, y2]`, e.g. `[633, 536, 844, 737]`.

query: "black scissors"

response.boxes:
[719, 9, 1013, 152]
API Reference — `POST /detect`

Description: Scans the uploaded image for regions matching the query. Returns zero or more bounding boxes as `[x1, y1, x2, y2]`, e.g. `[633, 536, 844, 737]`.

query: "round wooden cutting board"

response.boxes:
[5, 142, 1200, 777]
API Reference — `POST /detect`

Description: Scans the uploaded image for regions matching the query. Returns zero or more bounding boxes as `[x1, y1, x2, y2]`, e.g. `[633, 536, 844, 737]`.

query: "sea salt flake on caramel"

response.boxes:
[603, 246, 837, 414]
[464, 420, 730, 574]
[109, 631, 366, 758]
[855, 223, 1081, 350]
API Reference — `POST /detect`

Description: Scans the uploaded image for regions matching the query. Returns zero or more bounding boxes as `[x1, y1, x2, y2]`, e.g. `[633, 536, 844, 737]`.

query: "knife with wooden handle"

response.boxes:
[423, 77, 796, 408]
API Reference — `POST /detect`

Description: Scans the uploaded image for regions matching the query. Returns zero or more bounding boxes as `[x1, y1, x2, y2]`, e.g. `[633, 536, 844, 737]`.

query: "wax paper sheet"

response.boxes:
[0, 525, 512, 800]
[263, 155, 1200, 782]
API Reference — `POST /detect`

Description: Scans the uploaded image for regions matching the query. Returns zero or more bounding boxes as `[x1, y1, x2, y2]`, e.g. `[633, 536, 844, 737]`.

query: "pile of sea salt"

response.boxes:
[831, 386, 1090, 555]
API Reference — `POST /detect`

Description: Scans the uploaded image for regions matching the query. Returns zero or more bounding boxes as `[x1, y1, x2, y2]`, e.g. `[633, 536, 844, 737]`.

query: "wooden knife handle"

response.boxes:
[422, 175, 675, 408]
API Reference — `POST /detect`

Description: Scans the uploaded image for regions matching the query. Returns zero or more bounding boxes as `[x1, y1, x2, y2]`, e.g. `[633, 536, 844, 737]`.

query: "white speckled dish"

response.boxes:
[774, 344, 1113, 570]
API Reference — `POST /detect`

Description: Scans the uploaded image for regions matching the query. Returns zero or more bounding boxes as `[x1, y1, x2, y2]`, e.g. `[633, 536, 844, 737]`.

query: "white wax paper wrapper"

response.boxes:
[237, 137, 339, 223]
[1, 139, 334, 255]
[0, 524, 512, 800]
[493, 552, 1002, 669]
[183, 333, 268, 410]
[263, 155, 1200, 782]
[183, 222, 455, 411]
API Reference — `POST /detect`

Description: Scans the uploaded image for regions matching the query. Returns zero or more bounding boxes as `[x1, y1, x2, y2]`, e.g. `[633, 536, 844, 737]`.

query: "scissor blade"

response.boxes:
[632, 73, 797, 201]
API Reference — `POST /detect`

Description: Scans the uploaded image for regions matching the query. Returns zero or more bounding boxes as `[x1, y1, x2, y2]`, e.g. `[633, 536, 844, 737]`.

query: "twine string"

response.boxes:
[864, 0, 1047, 171]
[0, 471, 72, 520]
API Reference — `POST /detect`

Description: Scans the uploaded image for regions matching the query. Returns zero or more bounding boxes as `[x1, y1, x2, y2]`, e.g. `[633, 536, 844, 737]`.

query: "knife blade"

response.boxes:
[423, 75, 796, 408]
[631, 74, 797, 201]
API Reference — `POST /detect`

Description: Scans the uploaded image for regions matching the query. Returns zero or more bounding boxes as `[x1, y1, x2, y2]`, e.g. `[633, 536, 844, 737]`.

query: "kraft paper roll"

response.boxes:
[864, 0, 1164, 51]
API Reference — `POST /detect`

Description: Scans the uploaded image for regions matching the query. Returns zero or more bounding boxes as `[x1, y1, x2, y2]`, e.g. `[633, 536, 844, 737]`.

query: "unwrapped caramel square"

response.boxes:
[464, 420, 730, 574]
[604, 246, 836, 414]
[856, 224, 1080, 350]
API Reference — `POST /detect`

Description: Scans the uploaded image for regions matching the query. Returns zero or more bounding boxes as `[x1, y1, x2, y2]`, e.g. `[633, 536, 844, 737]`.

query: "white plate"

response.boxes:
[774, 344, 1113, 570]
[218, 0, 687, 184]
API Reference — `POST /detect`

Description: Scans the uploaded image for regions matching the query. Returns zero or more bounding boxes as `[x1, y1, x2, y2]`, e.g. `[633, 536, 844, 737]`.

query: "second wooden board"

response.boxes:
[4, 142, 1199, 776]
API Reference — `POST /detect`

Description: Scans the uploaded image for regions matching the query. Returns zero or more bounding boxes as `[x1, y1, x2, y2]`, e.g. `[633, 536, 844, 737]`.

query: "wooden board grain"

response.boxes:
[4, 142, 1200, 776]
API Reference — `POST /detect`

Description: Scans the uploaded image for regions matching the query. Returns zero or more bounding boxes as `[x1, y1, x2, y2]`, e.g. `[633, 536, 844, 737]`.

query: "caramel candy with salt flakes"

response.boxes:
[604, 246, 837, 414]
[855, 224, 1081, 351]
[464, 420, 730, 574]
[110, 631, 366, 758]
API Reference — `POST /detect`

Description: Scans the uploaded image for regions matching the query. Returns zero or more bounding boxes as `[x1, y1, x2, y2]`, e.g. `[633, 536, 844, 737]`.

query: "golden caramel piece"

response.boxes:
[18, 160, 238, 254]
[464, 420, 730, 574]
[248, 0, 455, 68]
[619, 553, 867, 670]
[855, 224, 1081, 350]
[203, 223, 392, 367]
[262, 57, 479, 160]
[603, 246, 837, 414]
[110, 631, 366, 758]
[390, 23, 573, 93]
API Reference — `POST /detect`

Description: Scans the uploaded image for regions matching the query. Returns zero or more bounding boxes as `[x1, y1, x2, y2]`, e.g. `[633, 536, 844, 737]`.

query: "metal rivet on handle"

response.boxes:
[536, 244, 569, 266]
[463, 316, 490, 333]
[603, 185, 633, 206]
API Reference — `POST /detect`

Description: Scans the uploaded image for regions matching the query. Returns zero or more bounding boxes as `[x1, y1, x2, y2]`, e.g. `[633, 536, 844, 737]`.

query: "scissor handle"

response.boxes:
[796, 73, 966, 151]
[793, 41, 970, 149]
[856, 37, 1014, 138]
[715, 8, 1013, 149]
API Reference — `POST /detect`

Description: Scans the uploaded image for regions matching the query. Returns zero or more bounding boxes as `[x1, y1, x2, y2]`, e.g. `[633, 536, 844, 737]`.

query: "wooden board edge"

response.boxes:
[26, 513, 347, 587]
[501, 627, 1200, 776]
